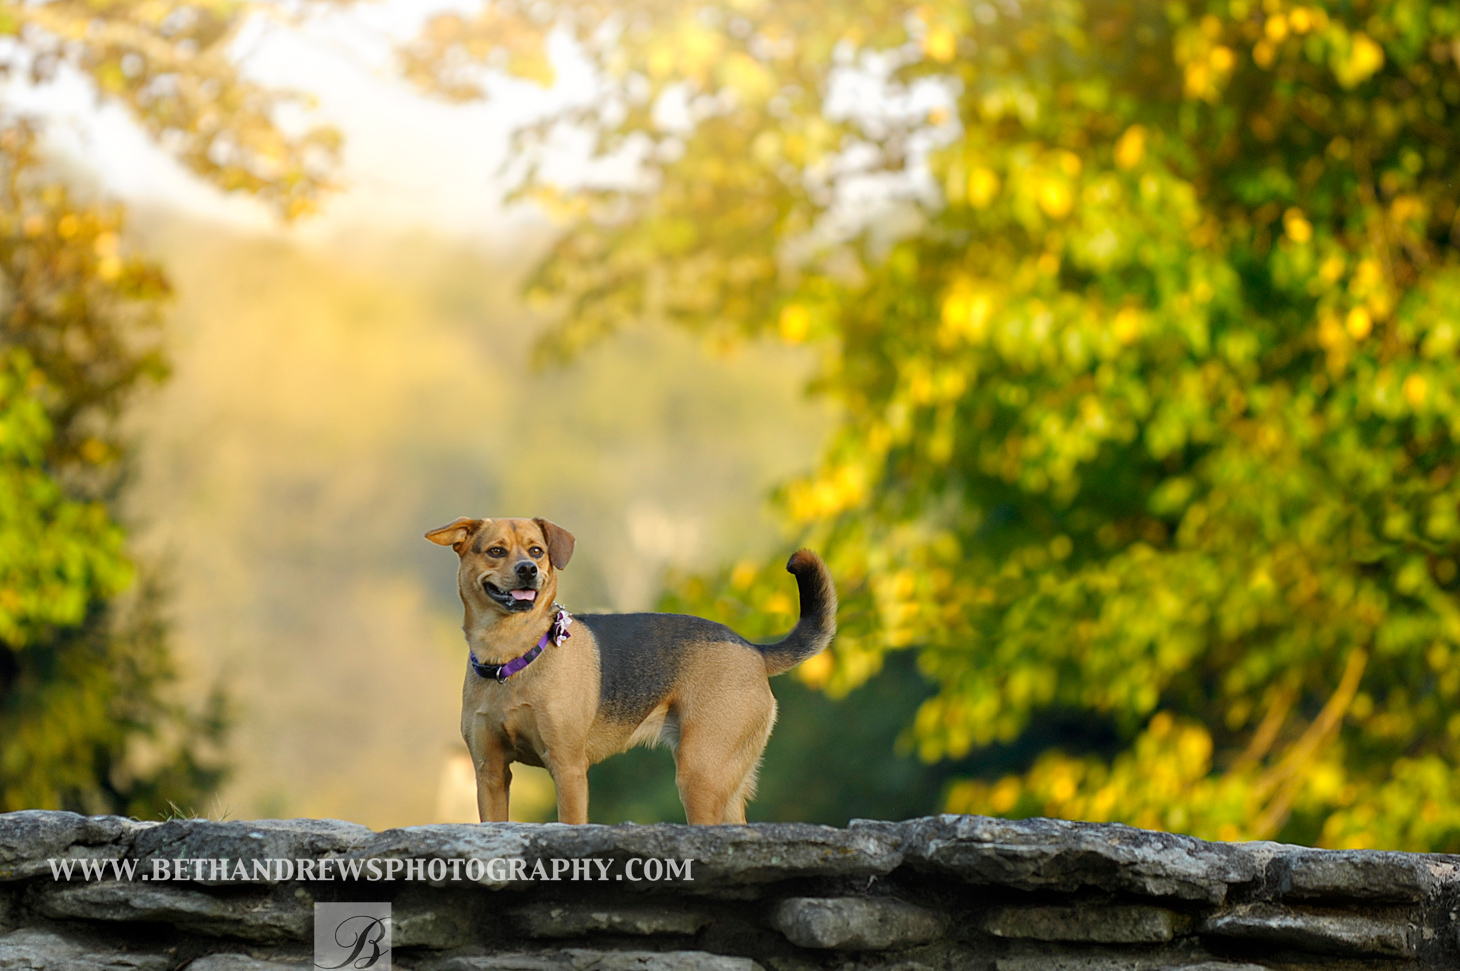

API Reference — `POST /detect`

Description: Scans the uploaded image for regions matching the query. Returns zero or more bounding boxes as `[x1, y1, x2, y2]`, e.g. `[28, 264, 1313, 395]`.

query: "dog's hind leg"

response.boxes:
[722, 694, 776, 824]
[674, 742, 735, 824]
[675, 682, 777, 825]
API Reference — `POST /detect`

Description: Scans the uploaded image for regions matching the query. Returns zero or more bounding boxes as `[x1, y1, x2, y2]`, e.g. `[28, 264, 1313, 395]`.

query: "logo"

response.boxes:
[314, 902, 391, 970]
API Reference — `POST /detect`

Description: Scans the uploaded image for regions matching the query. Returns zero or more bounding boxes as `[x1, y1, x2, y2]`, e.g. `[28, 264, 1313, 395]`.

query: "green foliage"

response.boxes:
[0, 123, 227, 816]
[0, 1, 331, 815]
[0, 350, 130, 647]
[413, 0, 1460, 847]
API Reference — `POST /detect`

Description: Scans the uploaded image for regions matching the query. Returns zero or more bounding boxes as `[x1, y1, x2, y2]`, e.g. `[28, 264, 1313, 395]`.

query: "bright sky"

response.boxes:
[12, 0, 596, 246]
[3, 0, 960, 257]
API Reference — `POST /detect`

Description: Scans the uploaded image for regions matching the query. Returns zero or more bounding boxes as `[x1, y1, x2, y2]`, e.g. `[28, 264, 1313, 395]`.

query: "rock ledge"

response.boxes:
[1, 811, 1456, 969]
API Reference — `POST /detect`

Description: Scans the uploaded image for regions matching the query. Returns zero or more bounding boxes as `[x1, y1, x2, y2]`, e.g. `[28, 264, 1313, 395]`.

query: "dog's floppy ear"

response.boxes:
[425, 517, 486, 552]
[533, 518, 575, 570]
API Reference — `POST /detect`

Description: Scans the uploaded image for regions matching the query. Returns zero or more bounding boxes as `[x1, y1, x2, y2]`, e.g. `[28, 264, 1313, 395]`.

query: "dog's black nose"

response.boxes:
[515, 561, 539, 581]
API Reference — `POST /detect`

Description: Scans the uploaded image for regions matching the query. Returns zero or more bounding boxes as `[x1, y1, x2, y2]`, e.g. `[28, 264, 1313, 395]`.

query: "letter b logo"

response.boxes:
[315, 902, 391, 970]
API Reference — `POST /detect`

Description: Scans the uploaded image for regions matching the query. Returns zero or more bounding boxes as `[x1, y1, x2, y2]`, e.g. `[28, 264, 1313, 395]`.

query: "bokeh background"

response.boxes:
[4, 0, 1460, 849]
[121, 220, 833, 827]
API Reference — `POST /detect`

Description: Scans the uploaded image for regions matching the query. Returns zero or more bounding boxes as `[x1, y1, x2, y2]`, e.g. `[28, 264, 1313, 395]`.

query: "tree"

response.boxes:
[0, 2, 334, 814]
[405, 0, 1460, 848]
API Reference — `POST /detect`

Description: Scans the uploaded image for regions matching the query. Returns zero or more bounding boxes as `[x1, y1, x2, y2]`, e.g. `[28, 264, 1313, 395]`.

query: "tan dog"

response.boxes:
[426, 516, 836, 824]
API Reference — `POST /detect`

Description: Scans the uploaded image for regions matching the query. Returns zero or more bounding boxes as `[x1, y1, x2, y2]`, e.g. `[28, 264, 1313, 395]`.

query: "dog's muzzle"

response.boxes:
[483, 578, 539, 612]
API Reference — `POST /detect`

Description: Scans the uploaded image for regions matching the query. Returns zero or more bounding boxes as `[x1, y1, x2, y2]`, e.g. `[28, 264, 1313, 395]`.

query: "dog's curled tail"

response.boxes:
[758, 550, 838, 677]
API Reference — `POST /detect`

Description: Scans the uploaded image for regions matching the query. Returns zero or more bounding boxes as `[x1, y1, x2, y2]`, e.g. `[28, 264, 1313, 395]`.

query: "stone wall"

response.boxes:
[1, 811, 1455, 970]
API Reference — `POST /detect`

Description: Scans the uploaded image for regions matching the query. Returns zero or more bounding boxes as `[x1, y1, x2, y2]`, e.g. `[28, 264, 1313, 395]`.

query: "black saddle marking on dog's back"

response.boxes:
[580, 613, 747, 723]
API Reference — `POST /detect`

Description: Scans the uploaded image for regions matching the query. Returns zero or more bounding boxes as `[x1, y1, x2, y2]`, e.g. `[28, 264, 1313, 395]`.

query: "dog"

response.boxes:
[425, 516, 836, 825]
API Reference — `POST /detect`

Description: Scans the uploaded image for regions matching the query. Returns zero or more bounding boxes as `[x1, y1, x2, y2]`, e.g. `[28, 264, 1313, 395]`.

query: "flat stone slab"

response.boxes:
[392, 894, 477, 949]
[769, 896, 947, 950]
[866, 815, 1255, 905]
[0, 927, 173, 971]
[0, 812, 375, 886]
[0, 813, 902, 894]
[982, 904, 1184, 943]
[512, 902, 710, 937]
[341, 824, 533, 889]
[1272, 847, 1453, 901]
[1200, 908, 1414, 957]
[993, 951, 1264, 971]
[0, 813, 136, 882]
[129, 818, 374, 886]
[514, 822, 903, 891]
[183, 957, 309, 971]
[35, 881, 312, 941]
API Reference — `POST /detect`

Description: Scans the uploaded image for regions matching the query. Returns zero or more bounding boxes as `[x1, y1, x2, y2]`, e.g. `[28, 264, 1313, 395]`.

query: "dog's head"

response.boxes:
[425, 517, 575, 617]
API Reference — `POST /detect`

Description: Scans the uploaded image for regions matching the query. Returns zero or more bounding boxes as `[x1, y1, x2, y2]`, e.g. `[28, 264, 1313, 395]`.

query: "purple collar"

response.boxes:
[470, 606, 573, 683]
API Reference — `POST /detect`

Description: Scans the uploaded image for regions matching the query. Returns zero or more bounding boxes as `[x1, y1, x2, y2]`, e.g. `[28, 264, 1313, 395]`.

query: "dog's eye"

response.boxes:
[488, 547, 507, 557]
[529, 547, 544, 558]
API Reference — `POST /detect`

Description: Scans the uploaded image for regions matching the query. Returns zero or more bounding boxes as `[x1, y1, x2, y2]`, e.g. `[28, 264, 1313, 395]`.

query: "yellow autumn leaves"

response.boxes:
[1113, 126, 1146, 171]
[950, 649, 1382, 845]
[1329, 30, 1385, 89]
[947, 712, 1226, 836]
[967, 167, 1000, 208]
[786, 463, 868, 523]
[778, 304, 811, 342]
[922, 24, 958, 63]
[939, 282, 994, 346]
[1252, 3, 1330, 68]
[957, 149, 1085, 227]
[1175, 15, 1237, 102]
[456, 0, 1460, 849]
[1174, 3, 1384, 97]
[1314, 255, 1396, 374]
[1036, 151, 1082, 219]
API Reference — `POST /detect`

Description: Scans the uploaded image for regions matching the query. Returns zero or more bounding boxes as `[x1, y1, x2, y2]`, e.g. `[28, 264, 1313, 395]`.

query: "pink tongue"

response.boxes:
[511, 589, 537, 602]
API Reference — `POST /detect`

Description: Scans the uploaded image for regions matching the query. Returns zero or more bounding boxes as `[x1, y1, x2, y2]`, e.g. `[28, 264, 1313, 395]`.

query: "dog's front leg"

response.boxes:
[551, 753, 590, 824]
[474, 747, 512, 822]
